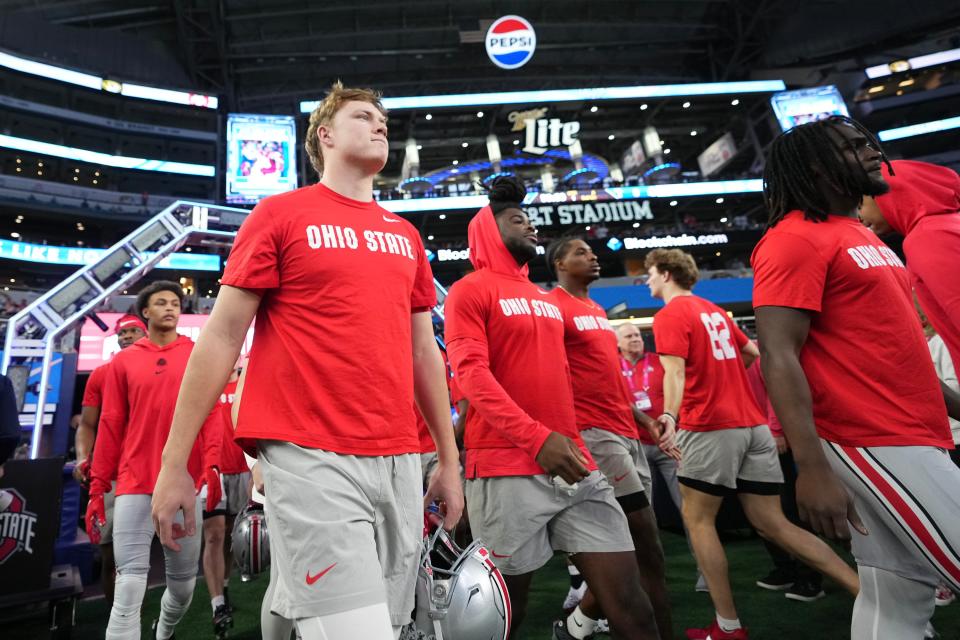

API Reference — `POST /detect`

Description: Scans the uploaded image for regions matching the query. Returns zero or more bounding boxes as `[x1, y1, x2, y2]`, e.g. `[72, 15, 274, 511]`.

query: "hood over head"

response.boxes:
[467, 205, 529, 278]
[875, 160, 960, 235]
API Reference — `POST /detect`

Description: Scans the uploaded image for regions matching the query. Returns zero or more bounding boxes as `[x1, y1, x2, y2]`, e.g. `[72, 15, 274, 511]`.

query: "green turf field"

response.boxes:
[7, 530, 960, 639]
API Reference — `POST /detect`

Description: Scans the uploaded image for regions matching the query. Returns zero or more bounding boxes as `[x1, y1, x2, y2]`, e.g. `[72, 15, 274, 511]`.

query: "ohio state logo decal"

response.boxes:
[0, 489, 38, 565]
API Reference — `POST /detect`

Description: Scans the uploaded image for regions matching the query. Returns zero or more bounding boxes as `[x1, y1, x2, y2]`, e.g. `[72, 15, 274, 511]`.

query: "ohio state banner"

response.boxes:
[0, 458, 62, 595]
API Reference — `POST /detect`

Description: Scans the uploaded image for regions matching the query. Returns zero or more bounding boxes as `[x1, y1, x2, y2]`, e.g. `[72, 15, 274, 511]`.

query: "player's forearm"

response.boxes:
[447, 338, 552, 457]
[660, 365, 684, 417]
[163, 329, 243, 467]
[412, 343, 459, 465]
[761, 348, 828, 470]
[88, 415, 123, 489]
[75, 419, 96, 462]
[631, 405, 658, 438]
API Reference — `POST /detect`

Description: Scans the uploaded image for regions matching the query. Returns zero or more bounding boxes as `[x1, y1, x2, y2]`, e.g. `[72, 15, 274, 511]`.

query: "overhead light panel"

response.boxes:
[299, 80, 786, 112]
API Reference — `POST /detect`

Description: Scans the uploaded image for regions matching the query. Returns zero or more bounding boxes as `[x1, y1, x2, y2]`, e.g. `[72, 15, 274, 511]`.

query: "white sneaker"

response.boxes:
[562, 583, 586, 611]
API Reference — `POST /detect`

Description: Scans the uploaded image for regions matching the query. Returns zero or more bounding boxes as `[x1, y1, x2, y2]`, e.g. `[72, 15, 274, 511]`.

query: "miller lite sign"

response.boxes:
[523, 117, 581, 155]
[485, 16, 536, 70]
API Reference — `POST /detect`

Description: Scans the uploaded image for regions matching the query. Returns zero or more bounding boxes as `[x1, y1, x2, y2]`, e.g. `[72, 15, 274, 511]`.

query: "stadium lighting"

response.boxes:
[866, 47, 960, 79]
[0, 48, 218, 109]
[878, 115, 960, 141]
[0, 134, 216, 176]
[299, 80, 786, 112]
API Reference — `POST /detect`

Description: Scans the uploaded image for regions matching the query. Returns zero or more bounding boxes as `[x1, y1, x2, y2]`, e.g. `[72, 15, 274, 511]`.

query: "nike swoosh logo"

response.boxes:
[573, 618, 584, 628]
[614, 472, 630, 482]
[490, 551, 512, 559]
[382, 215, 401, 223]
[305, 563, 337, 585]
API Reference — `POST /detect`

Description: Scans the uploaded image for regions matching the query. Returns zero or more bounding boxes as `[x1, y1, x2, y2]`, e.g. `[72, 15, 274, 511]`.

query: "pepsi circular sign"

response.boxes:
[485, 15, 536, 70]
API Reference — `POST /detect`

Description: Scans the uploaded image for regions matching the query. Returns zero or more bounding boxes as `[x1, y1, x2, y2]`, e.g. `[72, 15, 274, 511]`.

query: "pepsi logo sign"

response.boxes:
[485, 15, 536, 70]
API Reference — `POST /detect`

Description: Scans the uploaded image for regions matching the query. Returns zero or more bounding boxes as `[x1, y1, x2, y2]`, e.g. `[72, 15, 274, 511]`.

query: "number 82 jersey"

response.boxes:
[652, 295, 765, 431]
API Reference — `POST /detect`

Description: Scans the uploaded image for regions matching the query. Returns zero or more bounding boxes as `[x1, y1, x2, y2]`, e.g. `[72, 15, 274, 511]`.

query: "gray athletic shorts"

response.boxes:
[676, 425, 783, 495]
[202, 471, 252, 517]
[822, 440, 960, 590]
[258, 441, 422, 625]
[465, 471, 634, 576]
[101, 481, 116, 544]
[580, 428, 652, 499]
[420, 451, 438, 489]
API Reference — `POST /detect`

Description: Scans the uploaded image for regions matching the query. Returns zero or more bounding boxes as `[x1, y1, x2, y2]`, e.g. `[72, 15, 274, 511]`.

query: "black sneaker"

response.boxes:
[151, 619, 174, 640]
[756, 567, 795, 591]
[785, 579, 826, 602]
[552, 619, 576, 640]
[213, 604, 234, 639]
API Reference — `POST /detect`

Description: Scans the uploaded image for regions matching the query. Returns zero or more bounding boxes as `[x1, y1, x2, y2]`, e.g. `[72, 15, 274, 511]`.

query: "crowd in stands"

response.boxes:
[0, 173, 189, 218]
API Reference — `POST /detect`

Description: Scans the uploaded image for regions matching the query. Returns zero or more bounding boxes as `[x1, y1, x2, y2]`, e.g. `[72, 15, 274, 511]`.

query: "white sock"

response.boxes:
[568, 565, 580, 576]
[567, 605, 598, 640]
[716, 613, 742, 632]
[211, 595, 226, 612]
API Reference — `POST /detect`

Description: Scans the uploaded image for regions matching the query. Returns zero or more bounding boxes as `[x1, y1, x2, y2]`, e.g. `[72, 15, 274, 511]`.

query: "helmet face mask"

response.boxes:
[231, 502, 270, 581]
[403, 526, 511, 640]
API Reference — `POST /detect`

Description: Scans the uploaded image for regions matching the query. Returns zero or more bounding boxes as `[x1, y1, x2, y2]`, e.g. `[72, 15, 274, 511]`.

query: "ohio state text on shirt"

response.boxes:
[221, 183, 437, 456]
[549, 288, 639, 439]
[444, 205, 595, 478]
[752, 211, 951, 448]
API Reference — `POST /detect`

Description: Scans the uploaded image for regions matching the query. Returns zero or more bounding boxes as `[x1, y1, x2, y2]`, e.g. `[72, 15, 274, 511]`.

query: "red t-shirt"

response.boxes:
[653, 295, 765, 431]
[90, 335, 222, 495]
[752, 211, 951, 448]
[449, 373, 465, 406]
[445, 272, 596, 478]
[620, 354, 663, 444]
[82, 362, 109, 408]
[221, 183, 437, 456]
[549, 288, 638, 439]
[218, 380, 249, 474]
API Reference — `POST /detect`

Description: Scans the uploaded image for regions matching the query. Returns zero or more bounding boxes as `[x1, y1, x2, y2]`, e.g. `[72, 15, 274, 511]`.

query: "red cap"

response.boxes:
[114, 314, 147, 334]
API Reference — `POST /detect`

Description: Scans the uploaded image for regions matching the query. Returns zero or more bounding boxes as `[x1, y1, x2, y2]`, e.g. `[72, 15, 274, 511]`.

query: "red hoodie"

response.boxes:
[875, 160, 960, 368]
[875, 160, 960, 236]
[90, 334, 222, 496]
[444, 206, 596, 478]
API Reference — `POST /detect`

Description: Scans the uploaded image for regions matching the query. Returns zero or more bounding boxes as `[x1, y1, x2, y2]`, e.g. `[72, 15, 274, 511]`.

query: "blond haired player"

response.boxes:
[150, 83, 463, 640]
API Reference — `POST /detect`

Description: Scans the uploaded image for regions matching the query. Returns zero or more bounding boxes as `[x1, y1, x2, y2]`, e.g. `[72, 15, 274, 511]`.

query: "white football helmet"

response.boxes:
[231, 501, 269, 581]
[402, 525, 511, 640]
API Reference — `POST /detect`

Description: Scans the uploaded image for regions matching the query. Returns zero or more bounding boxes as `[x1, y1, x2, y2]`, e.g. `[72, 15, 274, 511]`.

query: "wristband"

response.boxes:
[661, 412, 678, 424]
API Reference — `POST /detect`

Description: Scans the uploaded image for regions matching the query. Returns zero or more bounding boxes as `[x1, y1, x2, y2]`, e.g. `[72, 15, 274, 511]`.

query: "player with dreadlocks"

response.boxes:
[753, 115, 960, 638]
[763, 116, 892, 227]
